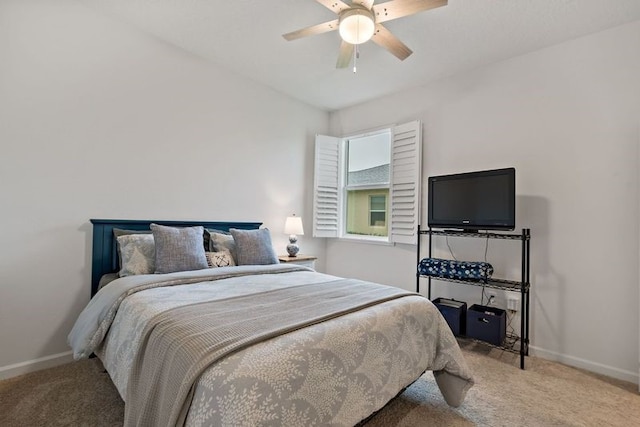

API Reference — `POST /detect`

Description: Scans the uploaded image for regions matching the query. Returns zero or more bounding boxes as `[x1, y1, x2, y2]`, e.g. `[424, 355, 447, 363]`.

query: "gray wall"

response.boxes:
[327, 20, 640, 383]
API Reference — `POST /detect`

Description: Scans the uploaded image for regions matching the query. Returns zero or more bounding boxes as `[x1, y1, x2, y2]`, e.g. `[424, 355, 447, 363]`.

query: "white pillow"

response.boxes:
[205, 251, 236, 268]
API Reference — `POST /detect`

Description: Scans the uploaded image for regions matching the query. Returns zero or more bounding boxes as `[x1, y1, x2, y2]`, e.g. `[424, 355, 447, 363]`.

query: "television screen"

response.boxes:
[428, 168, 515, 231]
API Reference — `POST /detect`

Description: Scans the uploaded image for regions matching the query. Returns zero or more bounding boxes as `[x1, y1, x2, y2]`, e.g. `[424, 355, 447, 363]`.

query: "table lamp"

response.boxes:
[284, 215, 304, 257]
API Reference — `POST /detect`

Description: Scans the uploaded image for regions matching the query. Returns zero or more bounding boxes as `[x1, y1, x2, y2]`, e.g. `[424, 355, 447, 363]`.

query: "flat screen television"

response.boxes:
[428, 167, 515, 231]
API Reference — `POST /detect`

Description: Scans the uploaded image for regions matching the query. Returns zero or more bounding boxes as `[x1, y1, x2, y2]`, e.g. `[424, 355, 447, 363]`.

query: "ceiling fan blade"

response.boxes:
[282, 18, 339, 41]
[352, 0, 375, 9]
[336, 41, 354, 68]
[371, 24, 412, 60]
[314, 0, 351, 14]
[373, 0, 447, 24]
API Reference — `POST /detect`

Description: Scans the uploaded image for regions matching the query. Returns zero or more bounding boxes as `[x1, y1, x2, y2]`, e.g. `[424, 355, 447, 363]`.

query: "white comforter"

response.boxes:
[69, 265, 474, 426]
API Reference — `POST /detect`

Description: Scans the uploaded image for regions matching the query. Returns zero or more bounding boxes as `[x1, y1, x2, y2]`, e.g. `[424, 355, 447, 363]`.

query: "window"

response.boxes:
[369, 195, 387, 227]
[313, 120, 422, 244]
[345, 131, 390, 238]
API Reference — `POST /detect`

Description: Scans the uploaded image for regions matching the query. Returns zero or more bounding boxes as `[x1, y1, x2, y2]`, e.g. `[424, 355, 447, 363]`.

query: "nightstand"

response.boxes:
[278, 255, 317, 270]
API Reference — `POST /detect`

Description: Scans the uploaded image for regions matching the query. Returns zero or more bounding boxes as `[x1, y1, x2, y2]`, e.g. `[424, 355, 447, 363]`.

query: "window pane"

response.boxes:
[346, 189, 388, 237]
[370, 195, 386, 211]
[370, 211, 386, 227]
[347, 132, 390, 186]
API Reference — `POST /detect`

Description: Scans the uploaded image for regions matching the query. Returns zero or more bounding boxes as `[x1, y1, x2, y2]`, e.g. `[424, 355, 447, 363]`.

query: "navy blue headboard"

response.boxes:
[89, 219, 262, 297]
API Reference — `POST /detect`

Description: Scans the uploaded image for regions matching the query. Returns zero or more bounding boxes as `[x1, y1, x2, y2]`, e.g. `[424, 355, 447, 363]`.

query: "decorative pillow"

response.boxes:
[208, 231, 237, 262]
[113, 228, 152, 238]
[150, 224, 209, 274]
[418, 258, 494, 282]
[205, 251, 236, 268]
[117, 234, 155, 277]
[203, 228, 230, 253]
[98, 273, 120, 290]
[230, 228, 278, 266]
[113, 228, 152, 268]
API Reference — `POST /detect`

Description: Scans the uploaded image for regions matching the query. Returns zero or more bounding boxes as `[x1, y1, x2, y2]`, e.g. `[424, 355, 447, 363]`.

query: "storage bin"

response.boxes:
[432, 298, 467, 336]
[466, 304, 506, 346]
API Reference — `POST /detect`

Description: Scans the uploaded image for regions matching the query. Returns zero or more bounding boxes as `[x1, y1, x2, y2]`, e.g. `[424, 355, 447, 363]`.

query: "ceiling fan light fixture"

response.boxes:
[339, 8, 375, 45]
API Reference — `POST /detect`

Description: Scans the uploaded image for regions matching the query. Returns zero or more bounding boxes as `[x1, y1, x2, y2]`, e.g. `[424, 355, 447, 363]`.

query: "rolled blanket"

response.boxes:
[418, 258, 493, 282]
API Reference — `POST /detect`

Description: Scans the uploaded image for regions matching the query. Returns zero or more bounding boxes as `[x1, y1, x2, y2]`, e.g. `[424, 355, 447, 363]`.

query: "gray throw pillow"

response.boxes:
[204, 228, 230, 252]
[113, 228, 152, 238]
[150, 224, 209, 274]
[209, 231, 237, 262]
[230, 228, 278, 265]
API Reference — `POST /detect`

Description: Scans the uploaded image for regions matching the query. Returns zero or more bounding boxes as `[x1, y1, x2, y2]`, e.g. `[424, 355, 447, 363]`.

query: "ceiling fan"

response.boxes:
[283, 0, 448, 70]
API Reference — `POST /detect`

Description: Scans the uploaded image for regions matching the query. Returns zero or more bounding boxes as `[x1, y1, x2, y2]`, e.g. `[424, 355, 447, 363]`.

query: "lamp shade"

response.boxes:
[284, 216, 304, 236]
[339, 8, 375, 45]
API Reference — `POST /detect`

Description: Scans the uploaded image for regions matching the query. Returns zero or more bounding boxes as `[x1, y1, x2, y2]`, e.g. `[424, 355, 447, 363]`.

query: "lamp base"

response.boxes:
[286, 235, 299, 257]
[286, 244, 299, 257]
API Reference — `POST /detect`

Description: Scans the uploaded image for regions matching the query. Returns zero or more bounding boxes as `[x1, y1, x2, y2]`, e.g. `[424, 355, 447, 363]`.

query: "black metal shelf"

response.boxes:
[416, 226, 531, 369]
[419, 275, 529, 292]
[420, 229, 530, 241]
[457, 333, 529, 355]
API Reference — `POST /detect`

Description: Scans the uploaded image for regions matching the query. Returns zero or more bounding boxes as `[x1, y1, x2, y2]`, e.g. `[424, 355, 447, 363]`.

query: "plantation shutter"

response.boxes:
[390, 120, 422, 244]
[313, 135, 341, 237]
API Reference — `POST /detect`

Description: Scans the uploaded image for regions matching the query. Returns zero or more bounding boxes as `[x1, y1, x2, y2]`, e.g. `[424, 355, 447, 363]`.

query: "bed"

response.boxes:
[69, 219, 474, 426]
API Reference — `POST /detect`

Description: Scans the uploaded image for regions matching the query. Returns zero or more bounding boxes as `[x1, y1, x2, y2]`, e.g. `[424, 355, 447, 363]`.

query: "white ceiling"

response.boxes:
[80, 0, 640, 111]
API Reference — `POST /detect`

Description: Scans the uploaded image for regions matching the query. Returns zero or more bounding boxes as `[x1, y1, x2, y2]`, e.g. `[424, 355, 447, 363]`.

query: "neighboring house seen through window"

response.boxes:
[369, 195, 387, 228]
[346, 131, 390, 238]
[313, 120, 422, 244]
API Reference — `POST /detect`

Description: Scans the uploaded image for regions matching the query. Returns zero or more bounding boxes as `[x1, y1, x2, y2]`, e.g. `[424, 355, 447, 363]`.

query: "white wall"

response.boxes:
[0, 0, 328, 378]
[328, 21, 640, 383]
[2, 0, 637, 386]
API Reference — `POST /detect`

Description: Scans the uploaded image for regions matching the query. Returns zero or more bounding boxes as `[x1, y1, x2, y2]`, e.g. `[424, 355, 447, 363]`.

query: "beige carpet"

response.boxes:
[1, 341, 639, 426]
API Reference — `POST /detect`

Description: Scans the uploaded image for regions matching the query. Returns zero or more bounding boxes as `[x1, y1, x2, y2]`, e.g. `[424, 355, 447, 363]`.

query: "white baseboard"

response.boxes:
[530, 345, 638, 385]
[2, 347, 637, 388]
[0, 351, 74, 381]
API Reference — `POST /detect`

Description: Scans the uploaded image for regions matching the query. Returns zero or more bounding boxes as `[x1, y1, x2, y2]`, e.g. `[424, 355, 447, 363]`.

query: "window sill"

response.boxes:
[333, 235, 393, 246]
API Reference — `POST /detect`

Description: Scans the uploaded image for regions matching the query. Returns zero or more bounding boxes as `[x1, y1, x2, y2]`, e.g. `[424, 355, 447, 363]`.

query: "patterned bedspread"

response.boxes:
[70, 265, 473, 426]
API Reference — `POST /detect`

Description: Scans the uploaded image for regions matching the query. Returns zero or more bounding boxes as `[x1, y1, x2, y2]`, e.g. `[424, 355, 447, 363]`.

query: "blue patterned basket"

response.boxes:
[418, 258, 493, 282]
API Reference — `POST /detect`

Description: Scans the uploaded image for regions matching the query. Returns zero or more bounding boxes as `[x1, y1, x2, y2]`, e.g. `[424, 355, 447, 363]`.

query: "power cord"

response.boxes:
[447, 234, 490, 263]
[504, 309, 519, 350]
[481, 286, 495, 306]
[484, 234, 489, 262]
[446, 235, 457, 261]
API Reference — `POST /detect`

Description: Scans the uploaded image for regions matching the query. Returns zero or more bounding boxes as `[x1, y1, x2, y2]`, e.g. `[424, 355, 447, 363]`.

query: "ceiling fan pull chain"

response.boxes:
[353, 45, 359, 73]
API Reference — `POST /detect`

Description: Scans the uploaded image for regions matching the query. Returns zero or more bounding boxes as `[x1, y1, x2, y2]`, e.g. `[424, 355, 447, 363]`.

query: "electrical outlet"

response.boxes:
[507, 296, 520, 311]
[487, 292, 497, 306]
